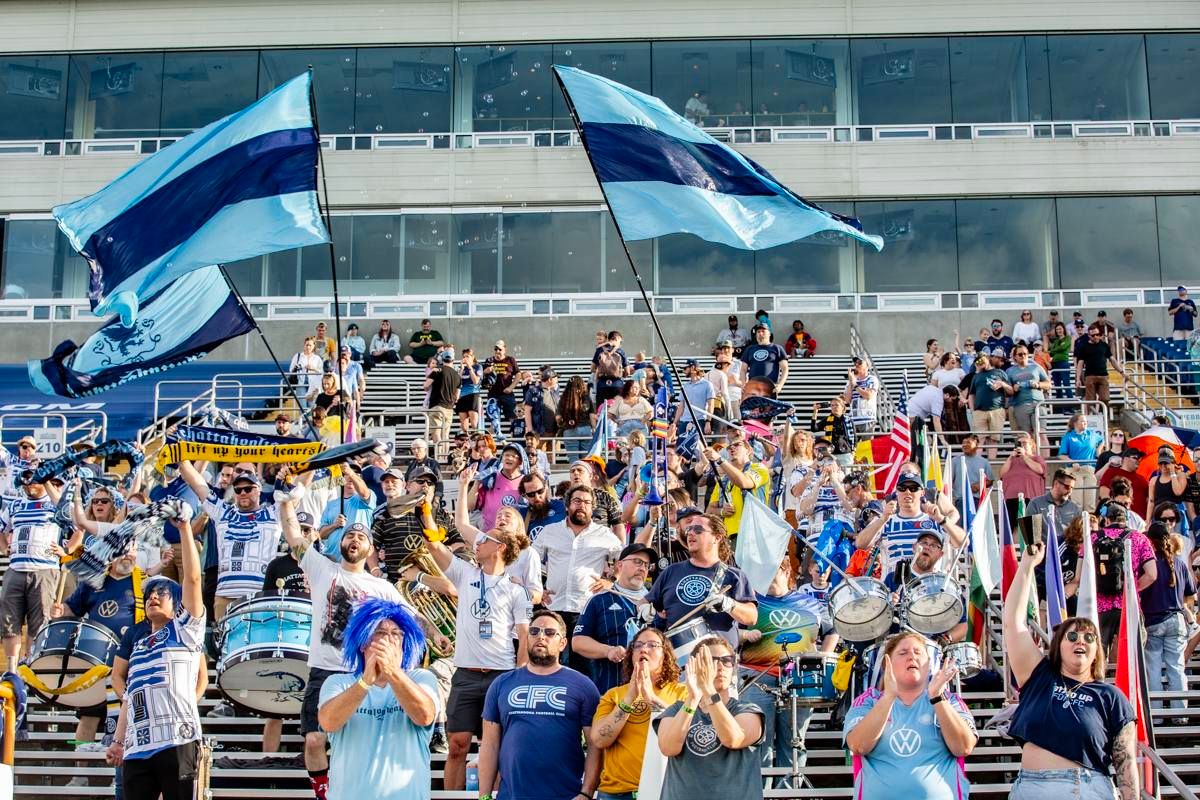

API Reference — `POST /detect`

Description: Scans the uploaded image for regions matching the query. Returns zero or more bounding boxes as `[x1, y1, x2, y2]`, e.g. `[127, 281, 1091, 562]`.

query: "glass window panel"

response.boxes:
[1047, 34, 1149, 121]
[260, 49, 356, 134]
[856, 200, 958, 292]
[551, 43, 652, 128]
[0, 55, 68, 140]
[357, 47, 452, 135]
[851, 38, 951, 125]
[651, 40, 752, 128]
[603, 213, 653, 294]
[299, 216, 350, 296]
[551, 211, 601, 293]
[65, 52, 164, 139]
[1156, 196, 1200, 287]
[1146, 34, 1200, 120]
[657, 235, 754, 296]
[264, 249, 302, 296]
[452, 213, 501, 293]
[224, 256, 265, 297]
[0, 220, 89, 299]
[500, 213, 553, 294]
[752, 39, 850, 126]
[160, 51, 258, 136]
[401, 214, 452, 296]
[753, 202, 857, 292]
[1025, 36, 1053, 122]
[349, 215, 401, 295]
[957, 199, 1058, 291]
[950, 36, 1030, 123]
[1056, 196, 1159, 288]
[454, 44, 553, 133]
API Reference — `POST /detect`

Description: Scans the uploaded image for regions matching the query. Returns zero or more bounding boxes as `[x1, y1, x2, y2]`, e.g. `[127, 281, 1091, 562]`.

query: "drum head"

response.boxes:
[26, 655, 109, 708]
[217, 649, 310, 716]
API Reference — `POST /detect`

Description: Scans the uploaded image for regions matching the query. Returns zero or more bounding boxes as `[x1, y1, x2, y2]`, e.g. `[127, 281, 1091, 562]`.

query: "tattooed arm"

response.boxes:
[1111, 721, 1139, 800]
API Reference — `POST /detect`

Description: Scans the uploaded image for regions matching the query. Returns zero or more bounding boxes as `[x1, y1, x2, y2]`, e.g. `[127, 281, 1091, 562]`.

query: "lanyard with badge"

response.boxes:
[474, 567, 493, 639]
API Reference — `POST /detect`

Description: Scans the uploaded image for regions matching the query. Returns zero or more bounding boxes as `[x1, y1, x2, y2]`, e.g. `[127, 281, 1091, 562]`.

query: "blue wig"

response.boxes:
[341, 597, 427, 676]
[142, 576, 183, 617]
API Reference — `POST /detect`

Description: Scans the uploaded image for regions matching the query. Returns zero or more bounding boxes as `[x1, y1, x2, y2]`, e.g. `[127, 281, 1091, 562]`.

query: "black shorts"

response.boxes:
[121, 740, 198, 800]
[446, 668, 503, 737]
[455, 394, 480, 414]
[301, 666, 343, 735]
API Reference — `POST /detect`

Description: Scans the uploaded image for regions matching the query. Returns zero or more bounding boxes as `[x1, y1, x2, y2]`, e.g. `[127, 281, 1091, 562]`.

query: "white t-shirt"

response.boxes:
[506, 546, 544, 603]
[846, 374, 879, 422]
[1, 496, 60, 572]
[445, 556, 530, 670]
[299, 472, 339, 523]
[533, 521, 622, 613]
[203, 494, 284, 599]
[301, 546, 407, 672]
[1012, 321, 1041, 345]
[907, 384, 945, 422]
[929, 367, 965, 389]
[783, 463, 813, 515]
[123, 610, 206, 760]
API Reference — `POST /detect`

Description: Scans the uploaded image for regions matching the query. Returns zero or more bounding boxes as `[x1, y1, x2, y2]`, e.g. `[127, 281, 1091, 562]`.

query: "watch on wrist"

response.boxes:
[930, 693, 945, 705]
[707, 692, 721, 707]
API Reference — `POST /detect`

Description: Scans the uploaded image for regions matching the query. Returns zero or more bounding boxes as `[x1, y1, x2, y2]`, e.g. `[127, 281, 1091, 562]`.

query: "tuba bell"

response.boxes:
[392, 493, 457, 660]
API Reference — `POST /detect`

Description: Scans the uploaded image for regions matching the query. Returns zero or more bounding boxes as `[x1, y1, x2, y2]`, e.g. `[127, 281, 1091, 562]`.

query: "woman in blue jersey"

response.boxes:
[1003, 543, 1138, 800]
[844, 631, 977, 799]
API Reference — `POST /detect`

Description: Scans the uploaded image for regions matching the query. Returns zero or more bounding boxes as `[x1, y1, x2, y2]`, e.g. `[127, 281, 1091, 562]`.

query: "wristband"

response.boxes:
[930, 693, 944, 705]
[681, 704, 696, 715]
[481, 795, 493, 800]
[617, 701, 636, 714]
[356, 677, 371, 691]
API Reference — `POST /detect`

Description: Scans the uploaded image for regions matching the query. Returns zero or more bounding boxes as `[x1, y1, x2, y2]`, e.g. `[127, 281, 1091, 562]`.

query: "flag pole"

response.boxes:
[217, 266, 319, 441]
[552, 68, 728, 505]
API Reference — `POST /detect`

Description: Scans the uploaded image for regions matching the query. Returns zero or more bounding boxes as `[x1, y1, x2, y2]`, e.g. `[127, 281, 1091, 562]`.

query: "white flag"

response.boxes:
[733, 493, 793, 595]
[970, 493, 1002, 596]
[1076, 513, 1100, 628]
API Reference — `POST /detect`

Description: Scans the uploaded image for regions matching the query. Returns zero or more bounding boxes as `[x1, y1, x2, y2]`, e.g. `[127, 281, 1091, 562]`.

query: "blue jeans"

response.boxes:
[561, 424, 592, 460]
[739, 669, 813, 790]
[597, 793, 636, 800]
[616, 419, 648, 438]
[1051, 363, 1074, 399]
[1011, 768, 1117, 800]
[1145, 611, 1188, 710]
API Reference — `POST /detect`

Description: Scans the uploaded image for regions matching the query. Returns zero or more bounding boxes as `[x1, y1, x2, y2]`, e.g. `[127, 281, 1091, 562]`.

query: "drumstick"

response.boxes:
[669, 585, 730, 630]
[54, 567, 69, 604]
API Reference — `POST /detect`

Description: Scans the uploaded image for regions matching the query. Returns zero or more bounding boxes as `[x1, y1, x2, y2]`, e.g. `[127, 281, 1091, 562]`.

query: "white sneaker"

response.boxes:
[66, 776, 87, 787]
[74, 742, 106, 753]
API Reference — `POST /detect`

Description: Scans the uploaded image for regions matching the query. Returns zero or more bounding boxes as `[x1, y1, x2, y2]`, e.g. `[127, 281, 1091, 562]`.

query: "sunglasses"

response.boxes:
[91, 498, 112, 505]
[233, 486, 257, 495]
[1160, 516, 1179, 523]
[528, 626, 561, 639]
[897, 484, 922, 493]
[523, 487, 546, 498]
[632, 640, 662, 651]
[18, 443, 34, 450]
[683, 524, 712, 536]
[1066, 630, 1097, 644]
[476, 532, 504, 547]
[145, 585, 174, 600]
[234, 468, 255, 475]
[708, 654, 737, 667]
[412, 478, 435, 487]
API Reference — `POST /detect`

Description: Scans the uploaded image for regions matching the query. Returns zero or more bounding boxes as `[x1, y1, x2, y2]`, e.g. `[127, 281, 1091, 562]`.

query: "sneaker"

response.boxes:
[430, 729, 448, 754]
[206, 702, 236, 718]
[74, 742, 106, 753]
[66, 777, 88, 787]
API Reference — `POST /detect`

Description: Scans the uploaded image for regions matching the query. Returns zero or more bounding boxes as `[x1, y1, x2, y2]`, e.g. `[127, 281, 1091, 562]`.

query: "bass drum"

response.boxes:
[25, 620, 120, 709]
[216, 597, 312, 717]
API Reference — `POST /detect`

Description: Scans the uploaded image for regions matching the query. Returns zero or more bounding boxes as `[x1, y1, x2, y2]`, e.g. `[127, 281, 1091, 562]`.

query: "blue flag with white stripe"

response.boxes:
[52, 72, 329, 325]
[27, 266, 255, 398]
[553, 66, 883, 253]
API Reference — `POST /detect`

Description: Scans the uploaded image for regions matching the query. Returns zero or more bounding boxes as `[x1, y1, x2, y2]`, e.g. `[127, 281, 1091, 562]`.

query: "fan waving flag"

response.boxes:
[553, 66, 883, 253]
[28, 266, 254, 398]
[1042, 509, 1069, 630]
[53, 72, 329, 324]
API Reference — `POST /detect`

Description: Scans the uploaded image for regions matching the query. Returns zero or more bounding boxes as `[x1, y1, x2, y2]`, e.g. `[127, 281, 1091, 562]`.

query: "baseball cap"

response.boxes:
[675, 505, 705, 522]
[843, 471, 868, 489]
[851, 356, 863, 365]
[1179, 286, 1188, 293]
[494, 339, 506, 348]
[439, 351, 454, 362]
[1120, 448, 1144, 459]
[296, 511, 315, 528]
[619, 543, 658, 564]
[751, 322, 768, 331]
[17, 435, 35, 447]
[684, 358, 699, 369]
[345, 521, 369, 536]
[896, 469, 922, 489]
[231, 472, 260, 486]
[1097, 310, 1107, 317]
[347, 323, 359, 330]
[916, 528, 945, 546]
[275, 413, 292, 423]
[540, 366, 557, 380]
[407, 465, 438, 483]
[1158, 450, 1176, 465]
[381, 468, 405, 481]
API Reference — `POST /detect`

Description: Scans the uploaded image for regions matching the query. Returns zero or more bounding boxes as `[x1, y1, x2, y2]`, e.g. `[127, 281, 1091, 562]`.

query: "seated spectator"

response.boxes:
[341, 323, 365, 362]
[405, 318, 444, 365]
[1058, 413, 1103, 467]
[715, 315, 750, 357]
[783, 320, 817, 358]
[365, 320, 401, 370]
[1012, 310, 1041, 346]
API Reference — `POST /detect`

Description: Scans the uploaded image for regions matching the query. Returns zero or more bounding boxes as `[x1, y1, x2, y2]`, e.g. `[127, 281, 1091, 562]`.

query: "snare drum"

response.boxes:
[25, 620, 120, 708]
[828, 577, 893, 642]
[665, 617, 713, 666]
[785, 652, 840, 707]
[216, 597, 312, 717]
[902, 573, 964, 636]
[943, 641, 983, 678]
[862, 639, 943, 691]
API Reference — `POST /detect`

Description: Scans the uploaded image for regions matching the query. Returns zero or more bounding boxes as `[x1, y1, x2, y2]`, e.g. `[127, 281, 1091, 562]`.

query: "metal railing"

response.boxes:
[848, 324, 893, 431]
[0, 412, 106, 450]
[1140, 741, 1197, 800]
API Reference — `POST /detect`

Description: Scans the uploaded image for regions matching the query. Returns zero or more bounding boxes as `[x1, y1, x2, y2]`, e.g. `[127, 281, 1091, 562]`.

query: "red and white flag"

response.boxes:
[1114, 538, 1153, 791]
[878, 374, 912, 494]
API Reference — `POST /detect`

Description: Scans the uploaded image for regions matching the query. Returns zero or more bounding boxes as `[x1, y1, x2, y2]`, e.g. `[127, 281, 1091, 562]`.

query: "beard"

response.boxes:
[569, 509, 591, 526]
[340, 538, 367, 564]
[528, 650, 558, 667]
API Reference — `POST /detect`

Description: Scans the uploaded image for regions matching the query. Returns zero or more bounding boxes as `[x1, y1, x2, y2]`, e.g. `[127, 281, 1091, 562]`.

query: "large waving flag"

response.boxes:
[28, 266, 253, 398]
[734, 494, 793, 594]
[998, 486, 1020, 602]
[877, 375, 912, 495]
[1076, 513, 1100, 629]
[553, 66, 883, 253]
[1043, 509, 1069, 630]
[588, 400, 615, 459]
[1114, 538, 1154, 789]
[1127, 425, 1199, 479]
[967, 491, 1001, 646]
[53, 73, 329, 324]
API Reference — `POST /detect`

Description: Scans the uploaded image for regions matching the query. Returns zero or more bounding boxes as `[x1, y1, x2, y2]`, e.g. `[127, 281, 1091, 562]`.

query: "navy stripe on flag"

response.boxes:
[580, 122, 776, 197]
[82, 127, 318, 285]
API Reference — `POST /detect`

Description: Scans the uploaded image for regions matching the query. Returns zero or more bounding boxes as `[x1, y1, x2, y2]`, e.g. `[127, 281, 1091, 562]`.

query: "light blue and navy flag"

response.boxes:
[553, 66, 883, 252]
[53, 72, 328, 324]
[28, 266, 254, 398]
[1043, 508, 1069, 630]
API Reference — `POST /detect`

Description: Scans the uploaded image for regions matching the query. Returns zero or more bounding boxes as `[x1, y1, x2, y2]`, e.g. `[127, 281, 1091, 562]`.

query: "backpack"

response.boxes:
[1094, 527, 1131, 595]
[597, 347, 623, 379]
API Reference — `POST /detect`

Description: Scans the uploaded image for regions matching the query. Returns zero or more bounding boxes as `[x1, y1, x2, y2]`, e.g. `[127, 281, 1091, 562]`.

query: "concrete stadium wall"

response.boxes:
[2, 0, 1198, 52]
[4, 137, 1200, 214]
[5, 307, 1177, 366]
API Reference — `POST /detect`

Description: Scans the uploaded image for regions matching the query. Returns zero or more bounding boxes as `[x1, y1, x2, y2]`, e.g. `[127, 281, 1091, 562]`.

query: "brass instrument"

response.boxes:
[391, 492, 457, 660]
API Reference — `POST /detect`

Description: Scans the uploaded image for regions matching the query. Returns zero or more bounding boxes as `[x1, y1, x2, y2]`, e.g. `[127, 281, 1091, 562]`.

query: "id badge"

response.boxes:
[478, 621, 493, 640]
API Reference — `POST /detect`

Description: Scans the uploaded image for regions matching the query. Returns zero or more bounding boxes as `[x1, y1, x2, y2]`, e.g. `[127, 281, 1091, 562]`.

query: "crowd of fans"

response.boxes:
[0, 306, 1196, 800]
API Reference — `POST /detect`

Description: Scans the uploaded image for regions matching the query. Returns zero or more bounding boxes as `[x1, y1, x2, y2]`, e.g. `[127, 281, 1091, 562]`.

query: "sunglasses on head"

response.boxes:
[18, 443, 33, 449]
[528, 626, 561, 639]
[233, 486, 257, 495]
[1066, 630, 1097, 644]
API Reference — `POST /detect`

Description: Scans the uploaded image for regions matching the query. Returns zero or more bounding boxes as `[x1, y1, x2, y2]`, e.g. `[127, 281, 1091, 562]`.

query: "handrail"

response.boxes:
[1139, 740, 1196, 800]
[848, 324, 893, 430]
[0, 680, 16, 766]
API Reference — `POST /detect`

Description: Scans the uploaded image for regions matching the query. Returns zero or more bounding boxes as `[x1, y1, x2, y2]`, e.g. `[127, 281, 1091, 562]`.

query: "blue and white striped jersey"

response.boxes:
[0, 496, 59, 571]
[879, 512, 943, 572]
[123, 610, 205, 760]
[202, 494, 283, 599]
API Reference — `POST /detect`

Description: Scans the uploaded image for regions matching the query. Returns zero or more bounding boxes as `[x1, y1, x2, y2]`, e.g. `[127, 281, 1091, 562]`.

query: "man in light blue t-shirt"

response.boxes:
[1003, 344, 1051, 435]
[318, 598, 440, 800]
[319, 469, 376, 561]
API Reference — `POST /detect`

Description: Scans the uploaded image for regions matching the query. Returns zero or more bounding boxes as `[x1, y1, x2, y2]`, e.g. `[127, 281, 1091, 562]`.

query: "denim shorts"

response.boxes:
[1011, 768, 1118, 800]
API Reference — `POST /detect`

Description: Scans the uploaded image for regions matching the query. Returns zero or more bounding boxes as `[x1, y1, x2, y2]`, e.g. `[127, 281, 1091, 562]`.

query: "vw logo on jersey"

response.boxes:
[888, 727, 922, 758]
[470, 599, 491, 620]
[676, 574, 712, 606]
[686, 723, 721, 757]
[752, 349, 768, 362]
[501, 495, 517, 507]
[97, 600, 119, 618]
[768, 608, 810, 630]
[403, 534, 426, 553]
[507, 685, 567, 711]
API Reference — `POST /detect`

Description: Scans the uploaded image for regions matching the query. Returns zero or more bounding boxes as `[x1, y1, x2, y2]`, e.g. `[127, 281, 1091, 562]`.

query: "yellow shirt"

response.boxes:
[594, 681, 690, 794]
[707, 462, 770, 536]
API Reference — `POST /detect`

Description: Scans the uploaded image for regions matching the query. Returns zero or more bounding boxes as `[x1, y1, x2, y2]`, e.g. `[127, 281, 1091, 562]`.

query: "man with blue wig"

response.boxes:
[318, 597, 440, 800]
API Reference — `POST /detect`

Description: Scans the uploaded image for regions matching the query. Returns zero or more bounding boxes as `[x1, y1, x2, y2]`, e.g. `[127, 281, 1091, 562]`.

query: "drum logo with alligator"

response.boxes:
[675, 575, 712, 606]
